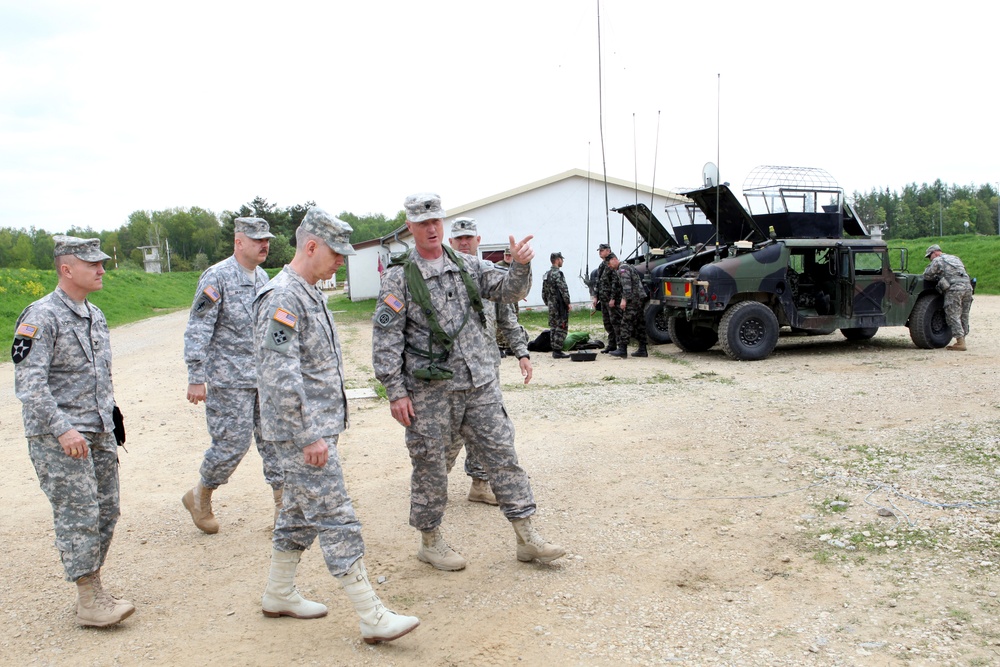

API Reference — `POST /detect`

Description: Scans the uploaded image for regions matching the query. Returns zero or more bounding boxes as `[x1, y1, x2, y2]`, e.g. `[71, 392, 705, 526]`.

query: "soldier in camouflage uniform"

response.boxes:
[590, 244, 616, 353]
[924, 244, 974, 351]
[182, 217, 284, 534]
[607, 254, 649, 358]
[254, 208, 419, 644]
[12, 235, 135, 627]
[447, 217, 532, 506]
[373, 193, 564, 572]
[599, 251, 624, 353]
[542, 251, 572, 359]
[493, 247, 519, 354]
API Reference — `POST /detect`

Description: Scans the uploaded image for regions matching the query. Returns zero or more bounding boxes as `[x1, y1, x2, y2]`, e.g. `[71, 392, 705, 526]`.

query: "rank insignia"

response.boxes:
[383, 293, 404, 313]
[273, 308, 297, 328]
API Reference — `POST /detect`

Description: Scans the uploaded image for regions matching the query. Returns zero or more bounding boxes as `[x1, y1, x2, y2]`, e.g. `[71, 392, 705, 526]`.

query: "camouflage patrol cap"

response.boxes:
[606, 252, 617, 260]
[234, 217, 275, 240]
[404, 193, 446, 223]
[299, 207, 356, 256]
[550, 251, 563, 262]
[925, 244, 941, 258]
[52, 235, 111, 262]
[450, 217, 477, 238]
[597, 243, 611, 251]
[504, 247, 512, 256]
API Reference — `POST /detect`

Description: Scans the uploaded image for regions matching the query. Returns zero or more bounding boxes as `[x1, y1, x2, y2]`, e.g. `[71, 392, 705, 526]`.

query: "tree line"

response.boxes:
[3, 180, 998, 270]
[850, 180, 999, 239]
[0, 197, 406, 271]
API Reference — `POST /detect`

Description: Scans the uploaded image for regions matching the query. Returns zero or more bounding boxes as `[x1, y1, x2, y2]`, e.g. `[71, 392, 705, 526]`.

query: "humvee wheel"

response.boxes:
[645, 303, 673, 344]
[667, 315, 718, 352]
[841, 327, 879, 341]
[909, 293, 951, 348]
[719, 301, 779, 361]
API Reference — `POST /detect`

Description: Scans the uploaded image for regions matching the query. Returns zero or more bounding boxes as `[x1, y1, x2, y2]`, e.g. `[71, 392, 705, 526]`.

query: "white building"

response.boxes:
[346, 169, 688, 308]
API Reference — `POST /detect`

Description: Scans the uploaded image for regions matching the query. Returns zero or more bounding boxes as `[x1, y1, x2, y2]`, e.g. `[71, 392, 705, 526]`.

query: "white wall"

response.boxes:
[347, 173, 682, 306]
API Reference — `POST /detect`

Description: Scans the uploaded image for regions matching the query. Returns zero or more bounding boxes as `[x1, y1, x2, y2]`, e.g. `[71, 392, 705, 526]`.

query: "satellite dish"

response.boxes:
[702, 162, 719, 188]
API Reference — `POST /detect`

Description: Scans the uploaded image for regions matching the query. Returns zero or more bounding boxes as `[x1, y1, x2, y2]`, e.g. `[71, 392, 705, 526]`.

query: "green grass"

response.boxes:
[894, 235, 998, 294]
[1, 268, 201, 334]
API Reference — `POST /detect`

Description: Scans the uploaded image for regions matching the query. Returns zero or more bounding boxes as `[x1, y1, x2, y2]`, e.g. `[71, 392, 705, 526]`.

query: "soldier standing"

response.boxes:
[591, 244, 616, 352]
[923, 244, 974, 351]
[255, 208, 419, 644]
[493, 246, 519, 354]
[182, 217, 284, 534]
[601, 252, 624, 354]
[541, 251, 572, 359]
[446, 217, 533, 506]
[608, 254, 649, 358]
[13, 235, 135, 627]
[373, 193, 565, 572]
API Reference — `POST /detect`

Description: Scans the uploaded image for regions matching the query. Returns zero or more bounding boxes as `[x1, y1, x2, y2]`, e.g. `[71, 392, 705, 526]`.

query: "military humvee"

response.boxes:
[647, 166, 951, 361]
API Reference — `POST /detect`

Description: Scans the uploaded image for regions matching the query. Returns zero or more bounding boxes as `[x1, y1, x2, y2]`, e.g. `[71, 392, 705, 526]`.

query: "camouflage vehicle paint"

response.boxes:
[648, 176, 951, 361]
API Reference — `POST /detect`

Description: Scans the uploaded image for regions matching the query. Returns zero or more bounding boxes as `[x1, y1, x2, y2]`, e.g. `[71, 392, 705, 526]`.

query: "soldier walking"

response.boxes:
[254, 208, 419, 644]
[373, 193, 565, 572]
[542, 251, 572, 359]
[182, 217, 284, 534]
[13, 235, 135, 627]
[923, 244, 974, 351]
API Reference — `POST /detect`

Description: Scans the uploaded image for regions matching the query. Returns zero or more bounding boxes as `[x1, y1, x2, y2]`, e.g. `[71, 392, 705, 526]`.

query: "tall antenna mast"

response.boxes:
[714, 73, 722, 261]
[597, 0, 611, 247]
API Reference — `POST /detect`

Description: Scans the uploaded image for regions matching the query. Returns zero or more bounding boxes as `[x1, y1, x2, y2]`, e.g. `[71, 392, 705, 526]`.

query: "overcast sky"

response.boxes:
[2, 0, 997, 233]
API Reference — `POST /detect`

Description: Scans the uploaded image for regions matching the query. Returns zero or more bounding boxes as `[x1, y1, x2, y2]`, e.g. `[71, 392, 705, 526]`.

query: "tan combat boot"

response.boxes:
[467, 478, 498, 505]
[337, 558, 420, 644]
[512, 517, 566, 563]
[947, 337, 967, 351]
[272, 488, 283, 527]
[416, 528, 467, 571]
[76, 573, 135, 627]
[261, 549, 328, 619]
[181, 481, 219, 534]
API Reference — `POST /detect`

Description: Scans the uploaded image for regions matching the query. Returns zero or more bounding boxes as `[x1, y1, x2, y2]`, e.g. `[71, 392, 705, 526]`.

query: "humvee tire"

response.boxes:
[719, 301, 779, 361]
[909, 293, 951, 349]
[668, 315, 718, 352]
[645, 303, 673, 344]
[841, 327, 879, 341]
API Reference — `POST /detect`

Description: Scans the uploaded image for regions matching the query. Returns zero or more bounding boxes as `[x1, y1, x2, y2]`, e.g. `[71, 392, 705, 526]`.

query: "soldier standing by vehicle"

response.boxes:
[446, 217, 532, 505]
[182, 217, 284, 534]
[601, 252, 625, 354]
[373, 193, 565, 572]
[923, 244, 973, 351]
[542, 251, 572, 359]
[608, 254, 648, 358]
[591, 244, 616, 352]
[13, 235, 135, 627]
[255, 208, 419, 644]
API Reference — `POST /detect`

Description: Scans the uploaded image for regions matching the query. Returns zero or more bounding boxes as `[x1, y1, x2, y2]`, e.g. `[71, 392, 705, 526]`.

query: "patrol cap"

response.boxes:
[504, 247, 512, 256]
[606, 252, 617, 260]
[550, 251, 563, 262]
[52, 235, 111, 262]
[597, 243, 611, 251]
[234, 217, 275, 240]
[450, 217, 477, 238]
[925, 243, 941, 258]
[404, 193, 446, 223]
[299, 207, 356, 256]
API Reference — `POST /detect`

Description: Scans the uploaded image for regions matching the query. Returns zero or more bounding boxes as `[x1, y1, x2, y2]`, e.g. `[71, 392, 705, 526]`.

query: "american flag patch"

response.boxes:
[273, 308, 297, 328]
[16, 322, 38, 338]
[203, 285, 221, 302]
[384, 293, 404, 312]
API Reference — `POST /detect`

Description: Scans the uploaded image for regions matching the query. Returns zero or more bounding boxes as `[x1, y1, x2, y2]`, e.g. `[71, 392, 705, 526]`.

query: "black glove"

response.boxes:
[112, 405, 126, 447]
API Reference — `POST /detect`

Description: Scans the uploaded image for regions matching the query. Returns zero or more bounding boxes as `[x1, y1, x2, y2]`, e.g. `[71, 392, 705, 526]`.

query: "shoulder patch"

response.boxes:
[203, 285, 221, 302]
[264, 317, 296, 353]
[11, 337, 33, 363]
[273, 308, 297, 329]
[16, 322, 38, 339]
[374, 304, 398, 328]
[383, 293, 404, 313]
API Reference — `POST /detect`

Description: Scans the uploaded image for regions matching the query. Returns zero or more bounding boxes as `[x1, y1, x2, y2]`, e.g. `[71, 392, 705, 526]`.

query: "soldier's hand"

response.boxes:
[303, 438, 329, 467]
[519, 357, 533, 384]
[390, 397, 415, 427]
[608, 300, 616, 309]
[58, 429, 89, 459]
[620, 299, 628, 310]
[508, 235, 535, 265]
[187, 383, 207, 404]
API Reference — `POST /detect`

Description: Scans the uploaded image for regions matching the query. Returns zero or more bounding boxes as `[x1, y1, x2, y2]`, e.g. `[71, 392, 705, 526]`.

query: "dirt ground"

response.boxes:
[2, 295, 999, 667]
